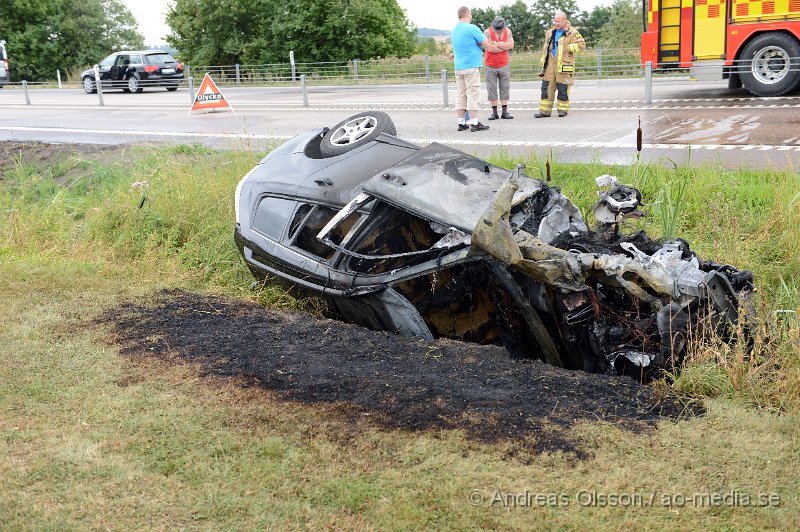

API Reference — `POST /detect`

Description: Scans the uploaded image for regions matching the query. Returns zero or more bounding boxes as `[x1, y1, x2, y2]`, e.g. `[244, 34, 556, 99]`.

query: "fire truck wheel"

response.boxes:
[739, 33, 800, 97]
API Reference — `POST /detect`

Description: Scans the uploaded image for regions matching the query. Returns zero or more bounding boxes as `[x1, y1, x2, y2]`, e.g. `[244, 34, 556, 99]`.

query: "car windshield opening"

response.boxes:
[344, 202, 453, 275]
[293, 205, 359, 260]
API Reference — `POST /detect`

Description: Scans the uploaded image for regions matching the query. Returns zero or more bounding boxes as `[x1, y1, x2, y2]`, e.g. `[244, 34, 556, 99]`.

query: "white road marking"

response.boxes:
[0, 125, 294, 141]
[4, 102, 800, 112]
[4, 125, 797, 151]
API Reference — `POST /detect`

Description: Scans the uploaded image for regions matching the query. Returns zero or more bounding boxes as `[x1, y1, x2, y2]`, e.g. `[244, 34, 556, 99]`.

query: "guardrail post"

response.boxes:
[300, 74, 308, 107]
[353, 59, 359, 85]
[56, 69, 62, 89]
[235, 63, 241, 85]
[644, 61, 652, 104]
[186, 65, 191, 78]
[424, 55, 430, 81]
[290, 51, 296, 83]
[441, 69, 448, 107]
[93, 66, 104, 106]
[22, 81, 31, 105]
[596, 47, 602, 77]
[188, 76, 195, 104]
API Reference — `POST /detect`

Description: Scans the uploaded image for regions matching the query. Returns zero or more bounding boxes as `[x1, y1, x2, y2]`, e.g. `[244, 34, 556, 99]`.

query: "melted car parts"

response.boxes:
[234, 112, 754, 381]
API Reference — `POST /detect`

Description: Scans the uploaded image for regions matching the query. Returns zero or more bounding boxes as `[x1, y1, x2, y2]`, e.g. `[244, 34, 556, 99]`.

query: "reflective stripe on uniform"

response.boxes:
[557, 35, 563, 72]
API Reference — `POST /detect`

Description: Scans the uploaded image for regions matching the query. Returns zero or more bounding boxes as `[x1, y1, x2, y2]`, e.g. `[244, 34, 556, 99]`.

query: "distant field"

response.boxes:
[0, 142, 798, 529]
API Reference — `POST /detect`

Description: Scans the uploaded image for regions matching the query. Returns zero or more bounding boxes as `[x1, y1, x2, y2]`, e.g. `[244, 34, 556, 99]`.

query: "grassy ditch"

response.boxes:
[0, 143, 798, 528]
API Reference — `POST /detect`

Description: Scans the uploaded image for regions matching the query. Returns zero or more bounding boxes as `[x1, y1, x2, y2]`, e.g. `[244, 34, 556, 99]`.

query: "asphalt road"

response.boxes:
[2, 78, 800, 168]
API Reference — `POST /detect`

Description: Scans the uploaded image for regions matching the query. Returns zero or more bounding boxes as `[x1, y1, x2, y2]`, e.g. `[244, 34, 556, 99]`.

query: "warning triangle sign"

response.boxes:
[189, 73, 234, 115]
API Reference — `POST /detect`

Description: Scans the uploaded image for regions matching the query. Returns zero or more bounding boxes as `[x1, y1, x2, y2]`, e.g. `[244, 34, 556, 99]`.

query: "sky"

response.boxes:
[122, 0, 608, 46]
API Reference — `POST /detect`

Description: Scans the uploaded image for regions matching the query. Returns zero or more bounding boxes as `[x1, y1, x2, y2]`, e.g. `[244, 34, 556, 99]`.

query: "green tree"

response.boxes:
[415, 37, 446, 56]
[471, 1, 538, 51]
[469, 6, 498, 34]
[167, 0, 416, 65]
[575, 5, 613, 48]
[501, 1, 539, 51]
[0, 0, 144, 82]
[166, 0, 274, 65]
[277, 0, 416, 62]
[595, 0, 642, 48]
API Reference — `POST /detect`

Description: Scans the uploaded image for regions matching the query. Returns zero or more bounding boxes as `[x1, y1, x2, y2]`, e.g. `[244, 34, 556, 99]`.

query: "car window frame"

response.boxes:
[250, 195, 299, 242]
[313, 194, 466, 276]
[98, 54, 116, 68]
[287, 202, 361, 264]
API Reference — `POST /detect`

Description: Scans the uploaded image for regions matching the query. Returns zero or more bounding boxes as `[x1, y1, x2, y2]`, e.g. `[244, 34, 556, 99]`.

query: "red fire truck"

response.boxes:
[641, 0, 800, 96]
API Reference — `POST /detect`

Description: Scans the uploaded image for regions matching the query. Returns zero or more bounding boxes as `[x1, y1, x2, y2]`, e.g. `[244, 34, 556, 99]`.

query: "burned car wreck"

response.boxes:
[234, 112, 753, 379]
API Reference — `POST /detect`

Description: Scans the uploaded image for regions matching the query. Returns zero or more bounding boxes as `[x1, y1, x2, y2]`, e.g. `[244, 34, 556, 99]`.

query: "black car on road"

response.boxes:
[81, 50, 184, 93]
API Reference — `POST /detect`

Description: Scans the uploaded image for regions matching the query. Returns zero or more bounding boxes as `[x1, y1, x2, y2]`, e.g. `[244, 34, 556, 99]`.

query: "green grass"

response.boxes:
[1, 145, 799, 529]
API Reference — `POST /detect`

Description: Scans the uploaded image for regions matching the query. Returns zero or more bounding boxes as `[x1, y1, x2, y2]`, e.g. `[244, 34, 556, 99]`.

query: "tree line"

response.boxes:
[1, 0, 641, 82]
[471, 0, 642, 52]
[0, 0, 144, 82]
[166, 0, 642, 66]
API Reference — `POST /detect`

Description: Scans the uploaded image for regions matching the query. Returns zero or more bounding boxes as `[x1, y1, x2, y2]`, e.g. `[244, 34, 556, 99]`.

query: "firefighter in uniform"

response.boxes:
[534, 11, 585, 118]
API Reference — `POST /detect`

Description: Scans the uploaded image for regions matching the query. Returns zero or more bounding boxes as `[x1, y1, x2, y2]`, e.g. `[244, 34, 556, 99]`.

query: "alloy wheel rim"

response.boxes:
[330, 116, 378, 146]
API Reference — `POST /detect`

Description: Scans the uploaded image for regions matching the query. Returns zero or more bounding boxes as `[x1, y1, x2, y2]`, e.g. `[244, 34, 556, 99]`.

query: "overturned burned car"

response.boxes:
[234, 112, 753, 379]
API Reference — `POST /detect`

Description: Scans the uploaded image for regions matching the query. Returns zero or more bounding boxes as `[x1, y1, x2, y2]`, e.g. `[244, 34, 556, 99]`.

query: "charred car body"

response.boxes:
[234, 112, 753, 378]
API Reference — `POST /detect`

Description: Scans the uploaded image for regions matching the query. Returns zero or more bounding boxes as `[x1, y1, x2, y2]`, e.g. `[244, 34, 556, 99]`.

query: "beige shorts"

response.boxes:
[455, 68, 481, 111]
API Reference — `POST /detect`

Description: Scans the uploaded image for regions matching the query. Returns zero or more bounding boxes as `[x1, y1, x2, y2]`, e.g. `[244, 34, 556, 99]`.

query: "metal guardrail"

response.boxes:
[3, 50, 800, 108]
[184, 49, 647, 85]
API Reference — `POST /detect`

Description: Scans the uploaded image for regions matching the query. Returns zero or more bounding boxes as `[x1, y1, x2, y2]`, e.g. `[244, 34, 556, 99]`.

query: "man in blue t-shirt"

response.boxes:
[452, 6, 502, 132]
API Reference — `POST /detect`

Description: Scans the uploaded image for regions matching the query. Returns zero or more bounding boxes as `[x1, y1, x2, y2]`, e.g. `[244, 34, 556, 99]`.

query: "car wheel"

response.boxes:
[319, 111, 397, 157]
[166, 86, 178, 92]
[128, 74, 143, 93]
[82, 76, 96, 94]
[738, 33, 800, 97]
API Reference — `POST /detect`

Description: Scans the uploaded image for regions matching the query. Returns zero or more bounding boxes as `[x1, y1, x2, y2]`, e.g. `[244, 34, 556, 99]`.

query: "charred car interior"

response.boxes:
[234, 112, 754, 380]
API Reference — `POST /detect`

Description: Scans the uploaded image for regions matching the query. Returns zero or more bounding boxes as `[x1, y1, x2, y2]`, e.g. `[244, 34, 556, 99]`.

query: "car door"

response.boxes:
[110, 54, 131, 87]
[96, 54, 116, 86]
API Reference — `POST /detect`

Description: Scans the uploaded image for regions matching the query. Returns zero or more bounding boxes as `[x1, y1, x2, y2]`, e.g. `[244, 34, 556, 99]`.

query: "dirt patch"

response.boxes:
[0, 140, 116, 179]
[98, 290, 703, 457]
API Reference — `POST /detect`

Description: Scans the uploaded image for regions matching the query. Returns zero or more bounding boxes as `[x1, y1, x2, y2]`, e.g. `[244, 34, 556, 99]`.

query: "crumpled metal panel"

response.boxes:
[332, 288, 435, 341]
[470, 173, 731, 310]
[363, 143, 543, 232]
[470, 174, 587, 291]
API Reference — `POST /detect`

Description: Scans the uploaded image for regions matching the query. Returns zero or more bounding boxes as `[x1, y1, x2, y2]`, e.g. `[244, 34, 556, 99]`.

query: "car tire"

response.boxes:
[319, 111, 397, 157]
[127, 74, 143, 93]
[82, 76, 96, 94]
[738, 33, 800, 97]
[166, 86, 178, 91]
